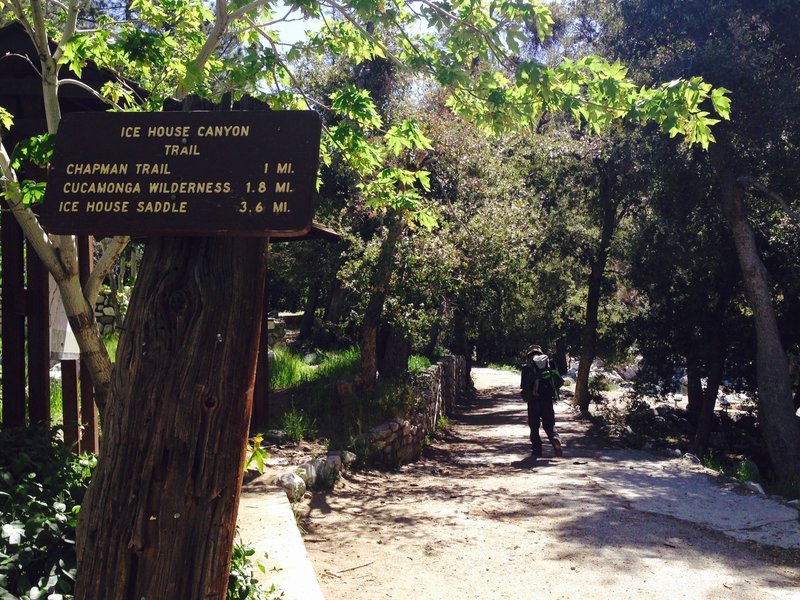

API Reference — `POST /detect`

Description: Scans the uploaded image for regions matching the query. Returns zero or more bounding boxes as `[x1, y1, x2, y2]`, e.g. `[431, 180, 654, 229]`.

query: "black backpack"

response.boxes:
[521, 354, 564, 402]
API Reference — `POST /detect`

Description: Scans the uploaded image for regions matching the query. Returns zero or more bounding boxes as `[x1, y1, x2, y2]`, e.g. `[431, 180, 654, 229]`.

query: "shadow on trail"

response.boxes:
[303, 370, 800, 593]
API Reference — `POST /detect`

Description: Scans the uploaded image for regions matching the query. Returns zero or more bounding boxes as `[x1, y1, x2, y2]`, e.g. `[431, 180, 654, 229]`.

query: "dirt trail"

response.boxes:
[298, 368, 800, 600]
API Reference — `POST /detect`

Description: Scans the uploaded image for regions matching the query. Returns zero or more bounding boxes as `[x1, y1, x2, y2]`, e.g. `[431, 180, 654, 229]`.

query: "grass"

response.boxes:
[269, 346, 359, 389]
[486, 362, 519, 373]
[103, 332, 119, 360]
[280, 405, 317, 443]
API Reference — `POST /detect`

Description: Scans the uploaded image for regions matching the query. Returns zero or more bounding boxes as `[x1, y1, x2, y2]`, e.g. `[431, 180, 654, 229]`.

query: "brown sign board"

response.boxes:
[40, 110, 322, 237]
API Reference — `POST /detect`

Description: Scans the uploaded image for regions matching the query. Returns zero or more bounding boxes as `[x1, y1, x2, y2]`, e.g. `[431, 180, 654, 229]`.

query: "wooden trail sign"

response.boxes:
[41, 111, 322, 237]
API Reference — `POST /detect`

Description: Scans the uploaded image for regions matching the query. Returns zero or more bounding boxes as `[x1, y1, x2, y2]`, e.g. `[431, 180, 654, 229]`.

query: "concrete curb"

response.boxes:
[237, 487, 325, 600]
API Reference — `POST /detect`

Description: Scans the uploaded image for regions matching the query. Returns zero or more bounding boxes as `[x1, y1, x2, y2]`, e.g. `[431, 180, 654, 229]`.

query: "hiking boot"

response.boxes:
[552, 439, 563, 458]
[531, 447, 542, 457]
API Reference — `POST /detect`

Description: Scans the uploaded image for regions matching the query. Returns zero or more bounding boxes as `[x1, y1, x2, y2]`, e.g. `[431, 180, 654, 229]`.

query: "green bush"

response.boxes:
[280, 406, 317, 443]
[0, 427, 94, 599]
[407, 355, 431, 373]
[0, 429, 272, 600]
[227, 532, 278, 600]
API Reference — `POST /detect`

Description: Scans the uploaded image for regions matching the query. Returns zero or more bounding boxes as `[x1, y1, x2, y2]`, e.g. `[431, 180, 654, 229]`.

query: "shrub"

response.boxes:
[280, 406, 317, 443]
[407, 355, 431, 373]
[0, 428, 272, 600]
[0, 427, 94, 599]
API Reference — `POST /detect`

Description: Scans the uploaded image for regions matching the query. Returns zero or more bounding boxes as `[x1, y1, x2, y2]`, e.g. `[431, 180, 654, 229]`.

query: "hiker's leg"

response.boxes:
[527, 400, 543, 454]
[541, 401, 562, 456]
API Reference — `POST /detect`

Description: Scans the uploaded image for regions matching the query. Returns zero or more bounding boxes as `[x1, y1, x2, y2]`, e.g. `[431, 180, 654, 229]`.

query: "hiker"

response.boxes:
[520, 345, 563, 457]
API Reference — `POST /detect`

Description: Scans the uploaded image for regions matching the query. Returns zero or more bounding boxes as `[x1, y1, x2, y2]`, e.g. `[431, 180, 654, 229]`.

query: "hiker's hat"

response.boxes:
[526, 344, 543, 357]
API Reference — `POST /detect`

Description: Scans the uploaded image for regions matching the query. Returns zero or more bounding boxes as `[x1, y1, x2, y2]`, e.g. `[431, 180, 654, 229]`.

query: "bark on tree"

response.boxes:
[359, 218, 404, 387]
[710, 143, 800, 483]
[299, 282, 321, 342]
[574, 179, 618, 415]
[691, 328, 726, 456]
[685, 360, 704, 423]
[75, 236, 268, 599]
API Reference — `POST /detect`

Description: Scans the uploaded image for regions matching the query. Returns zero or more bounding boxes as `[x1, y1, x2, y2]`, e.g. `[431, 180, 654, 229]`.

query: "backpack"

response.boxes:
[521, 354, 564, 402]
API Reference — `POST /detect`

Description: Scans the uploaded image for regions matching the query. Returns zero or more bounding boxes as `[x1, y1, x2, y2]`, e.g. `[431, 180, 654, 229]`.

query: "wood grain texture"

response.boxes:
[76, 236, 268, 599]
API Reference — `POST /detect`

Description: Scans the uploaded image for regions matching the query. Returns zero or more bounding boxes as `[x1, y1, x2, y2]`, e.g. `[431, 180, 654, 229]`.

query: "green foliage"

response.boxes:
[0, 105, 13, 130]
[269, 349, 307, 390]
[588, 374, 612, 393]
[244, 434, 269, 475]
[279, 406, 317, 444]
[0, 429, 273, 600]
[0, 428, 95, 599]
[102, 333, 119, 362]
[486, 363, 520, 373]
[227, 532, 276, 600]
[269, 347, 360, 390]
[49, 380, 63, 427]
[407, 355, 431, 373]
[436, 414, 452, 430]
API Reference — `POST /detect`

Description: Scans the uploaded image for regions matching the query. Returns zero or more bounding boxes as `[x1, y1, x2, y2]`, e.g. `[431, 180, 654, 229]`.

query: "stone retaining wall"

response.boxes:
[94, 291, 117, 335]
[364, 355, 467, 467]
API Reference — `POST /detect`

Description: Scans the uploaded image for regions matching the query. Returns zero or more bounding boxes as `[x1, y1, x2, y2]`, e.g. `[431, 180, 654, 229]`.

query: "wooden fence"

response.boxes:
[1, 215, 99, 451]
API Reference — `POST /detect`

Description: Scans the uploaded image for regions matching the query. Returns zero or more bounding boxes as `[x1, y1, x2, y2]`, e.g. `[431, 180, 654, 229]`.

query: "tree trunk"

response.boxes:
[378, 324, 411, 380]
[298, 282, 320, 342]
[685, 359, 704, 423]
[574, 191, 617, 415]
[710, 144, 800, 483]
[359, 218, 404, 387]
[554, 337, 568, 375]
[323, 279, 345, 324]
[75, 236, 268, 599]
[691, 328, 726, 456]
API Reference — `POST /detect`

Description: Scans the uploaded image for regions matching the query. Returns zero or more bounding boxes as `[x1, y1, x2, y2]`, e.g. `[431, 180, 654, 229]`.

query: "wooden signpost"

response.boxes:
[41, 110, 322, 237]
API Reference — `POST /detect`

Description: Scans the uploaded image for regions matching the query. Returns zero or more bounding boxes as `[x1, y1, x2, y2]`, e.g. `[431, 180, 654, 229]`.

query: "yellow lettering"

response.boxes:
[196, 125, 250, 137]
[84, 201, 130, 213]
[136, 200, 189, 213]
[64, 163, 128, 175]
[120, 126, 141, 138]
[148, 125, 191, 137]
[135, 163, 172, 175]
[164, 144, 200, 156]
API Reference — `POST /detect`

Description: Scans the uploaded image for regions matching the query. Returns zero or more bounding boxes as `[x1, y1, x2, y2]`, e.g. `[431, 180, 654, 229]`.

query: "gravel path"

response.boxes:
[298, 368, 800, 600]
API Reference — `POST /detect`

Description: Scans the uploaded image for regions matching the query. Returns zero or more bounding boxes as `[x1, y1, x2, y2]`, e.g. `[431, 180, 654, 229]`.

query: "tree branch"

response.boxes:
[230, 0, 273, 22]
[737, 176, 800, 225]
[0, 138, 65, 281]
[177, 0, 230, 100]
[59, 78, 124, 110]
[54, 0, 82, 62]
[85, 236, 131, 307]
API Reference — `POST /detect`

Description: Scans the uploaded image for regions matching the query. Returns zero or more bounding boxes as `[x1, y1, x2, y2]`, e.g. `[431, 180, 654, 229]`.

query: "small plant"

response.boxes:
[102, 332, 120, 361]
[436, 414, 452, 430]
[269, 348, 307, 389]
[280, 406, 317, 443]
[486, 362, 519, 373]
[736, 458, 760, 483]
[0, 427, 95, 599]
[49, 377, 64, 425]
[407, 355, 431, 373]
[245, 434, 270, 474]
[589, 373, 612, 393]
[227, 531, 278, 600]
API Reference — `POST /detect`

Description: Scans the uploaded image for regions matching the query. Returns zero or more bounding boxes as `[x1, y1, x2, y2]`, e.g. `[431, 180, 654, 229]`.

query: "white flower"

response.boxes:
[1, 522, 24, 545]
